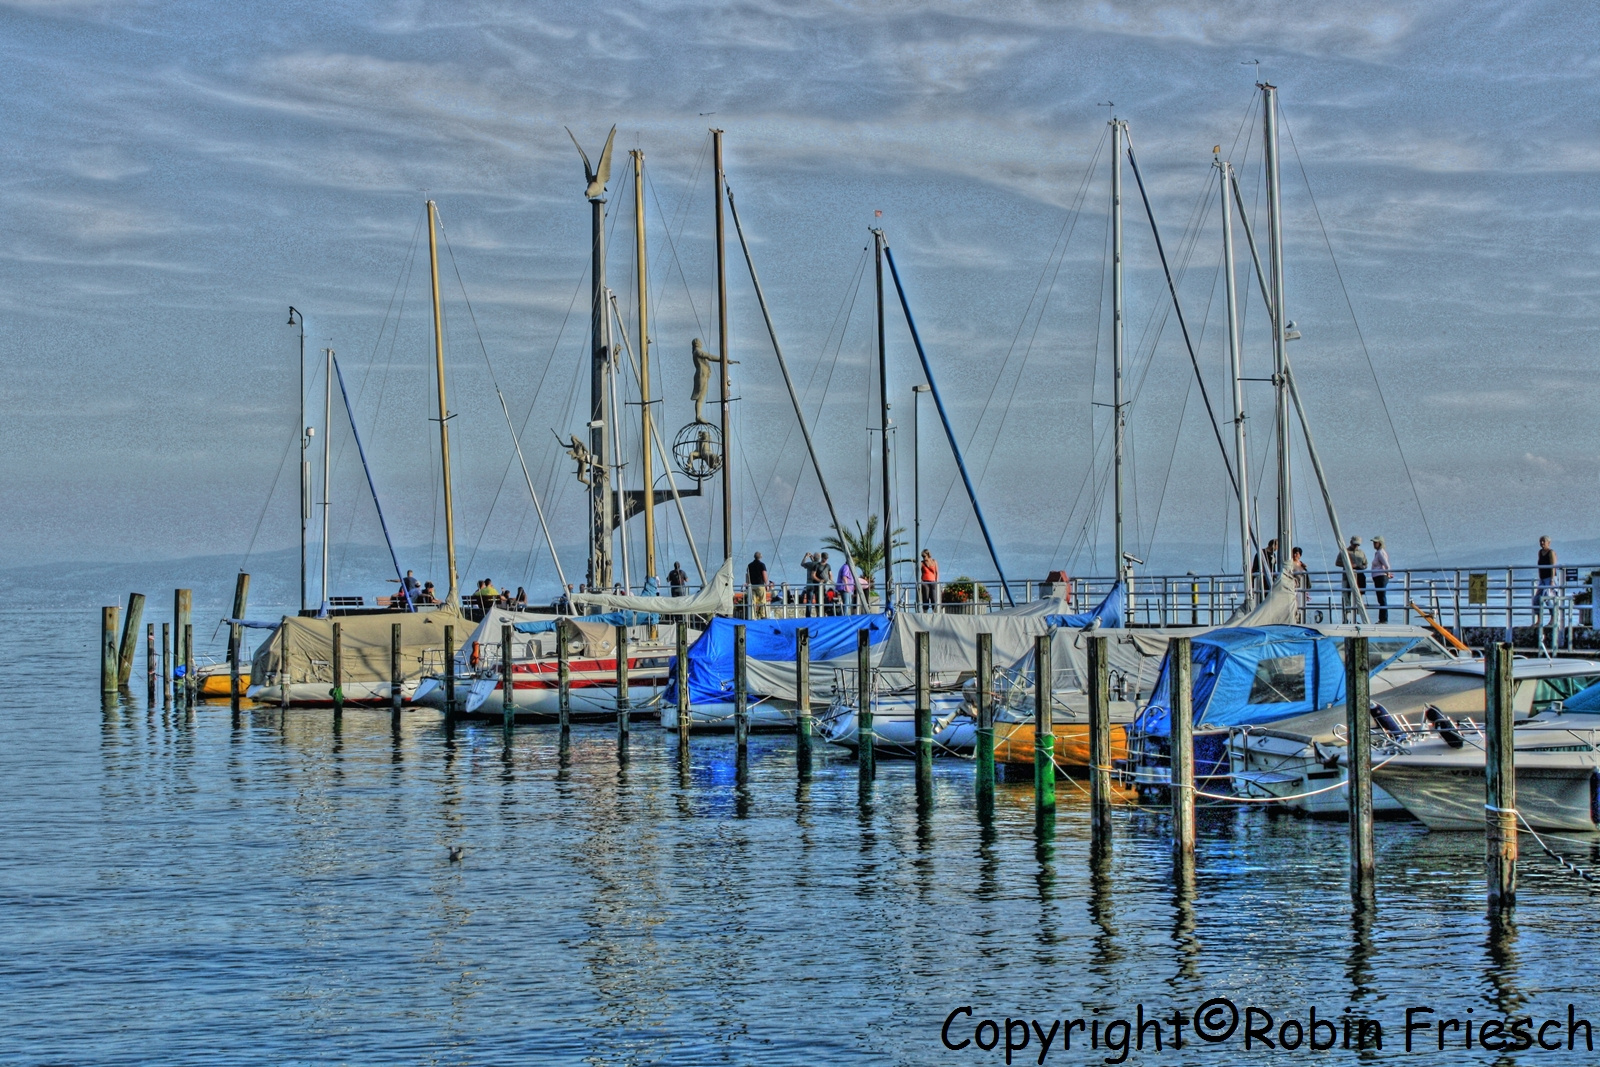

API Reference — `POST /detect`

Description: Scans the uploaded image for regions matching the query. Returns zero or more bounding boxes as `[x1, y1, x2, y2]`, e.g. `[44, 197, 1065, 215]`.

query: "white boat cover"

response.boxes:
[1224, 570, 1300, 626]
[251, 609, 470, 687]
[877, 598, 1068, 674]
[572, 558, 734, 616]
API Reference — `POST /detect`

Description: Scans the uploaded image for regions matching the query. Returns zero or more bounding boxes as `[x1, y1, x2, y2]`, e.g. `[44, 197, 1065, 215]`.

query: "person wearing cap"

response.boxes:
[1370, 537, 1392, 623]
[1335, 536, 1369, 622]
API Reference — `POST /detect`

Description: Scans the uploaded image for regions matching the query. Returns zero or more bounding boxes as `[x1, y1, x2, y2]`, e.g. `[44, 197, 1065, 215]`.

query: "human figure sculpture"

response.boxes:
[690, 338, 723, 423]
[566, 434, 594, 485]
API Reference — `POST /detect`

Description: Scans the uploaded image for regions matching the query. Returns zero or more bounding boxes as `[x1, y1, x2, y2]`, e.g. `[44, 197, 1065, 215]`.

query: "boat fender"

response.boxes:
[470, 641, 480, 668]
[1423, 704, 1465, 749]
[1369, 701, 1407, 741]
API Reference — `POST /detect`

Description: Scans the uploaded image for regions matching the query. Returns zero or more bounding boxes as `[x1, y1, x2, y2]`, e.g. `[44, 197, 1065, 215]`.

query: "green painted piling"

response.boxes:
[227, 573, 249, 699]
[1034, 633, 1055, 816]
[675, 619, 690, 760]
[100, 606, 119, 694]
[857, 629, 874, 791]
[795, 628, 812, 776]
[1344, 636, 1373, 897]
[1486, 641, 1517, 912]
[734, 623, 749, 755]
[557, 620, 572, 738]
[146, 623, 156, 704]
[331, 622, 344, 719]
[1087, 634, 1112, 847]
[229, 622, 242, 713]
[502, 622, 516, 729]
[183, 623, 195, 706]
[615, 623, 630, 759]
[161, 623, 171, 705]
[974, 632, 994, 815]
[915, 630, 933, 806]
[1170, 636, 1194, 864]
[117, 593, 144, 688]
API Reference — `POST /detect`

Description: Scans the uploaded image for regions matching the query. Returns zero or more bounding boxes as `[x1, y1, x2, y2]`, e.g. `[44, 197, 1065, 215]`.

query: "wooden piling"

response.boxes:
[331, 621, 344, 719]
[229, 622, 242, 713]
[1034, 633, 1055, 816]
[390, 622, 403, 717]
[278, 619, 289, 710]
[146, 623, 156, 704]
[975, 632, 994, 815]
[1344, 635, 1374, 897]
[174, 589, 191, 702]
[1087, 634, 1112, 847]
[442, 624, 456, 720]
[795, 627, 812, 776]
[674, 618, 689, 756]
[117, 593, 145, 688]
[915, 630, 933, 806]
[615, 623, 630, 758]
[227, 573, 249, 698]
[1486, 641, 1517, 912]
[734, 623, 749, 754]
[1170, 635, 1194, 863]
[184, 623, 195, 706]
[500, 622, 516, 729]
[856, 629, 874, 790]
[161, 623, 171, 704]
[557, 619, 572, 737]
[101, 606, 119, 694]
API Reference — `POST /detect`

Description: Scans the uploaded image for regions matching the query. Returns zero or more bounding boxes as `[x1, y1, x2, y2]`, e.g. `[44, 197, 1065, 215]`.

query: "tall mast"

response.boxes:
[1110, 117, 1127, 582]
[426, 201, 460, 608]
[1261, 83, 1292, 567]
[605, 290, 630, 592]
[873, 228, 892, 600]
[713, 129, 732, 564]
[632, 148, 656, 581]
[587, 150, 616, 592]
[289, 307, 307, 614]
[320, 346, 333, 612]
[1218, 155, 1253, 607]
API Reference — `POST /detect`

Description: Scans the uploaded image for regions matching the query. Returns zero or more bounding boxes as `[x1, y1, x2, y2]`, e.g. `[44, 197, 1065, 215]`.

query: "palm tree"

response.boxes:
[822, 515, 907, 591]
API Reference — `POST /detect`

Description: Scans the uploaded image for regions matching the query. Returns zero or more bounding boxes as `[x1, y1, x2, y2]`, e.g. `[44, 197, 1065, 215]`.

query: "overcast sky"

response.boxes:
[3, 0, 1597, 591]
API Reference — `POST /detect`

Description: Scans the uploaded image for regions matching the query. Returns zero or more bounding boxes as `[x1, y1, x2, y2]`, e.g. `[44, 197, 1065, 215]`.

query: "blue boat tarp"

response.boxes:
[1135, 625, 1417, 737]
[1045, 581, 1124, 630]
[1563, 679, 1600, 712]
[668, 614, 892, 704]
[514, 610, 659, 633]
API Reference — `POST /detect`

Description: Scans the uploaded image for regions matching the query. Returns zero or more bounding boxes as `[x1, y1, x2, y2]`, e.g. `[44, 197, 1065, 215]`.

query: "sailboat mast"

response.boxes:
[632, 148, 656, 582]
[873, 228, 892, 600]
[1261, 83, 1293, 567]
[289, 307, 307, 614]
[1218, 156, 1253, 607]
[1110, 117, 1127, 582]
[320, 346, 333, 611]
[713, 129, 732, 564]
[586, 173, 615, 593]
[605, 291, 630, 592]
[426, 201, 460, 608]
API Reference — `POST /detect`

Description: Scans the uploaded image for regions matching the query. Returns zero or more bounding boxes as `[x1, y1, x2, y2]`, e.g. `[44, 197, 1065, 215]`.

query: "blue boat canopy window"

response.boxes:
[1248, 653, 1306, 705]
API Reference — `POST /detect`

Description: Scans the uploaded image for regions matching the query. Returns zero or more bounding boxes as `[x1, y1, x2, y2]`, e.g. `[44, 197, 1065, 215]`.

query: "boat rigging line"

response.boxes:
[330, 353, 411, 604]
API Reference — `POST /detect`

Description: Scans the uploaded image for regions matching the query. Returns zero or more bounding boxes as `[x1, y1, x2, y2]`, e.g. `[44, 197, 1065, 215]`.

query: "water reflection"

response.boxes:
[1170, 855, 1200, 987]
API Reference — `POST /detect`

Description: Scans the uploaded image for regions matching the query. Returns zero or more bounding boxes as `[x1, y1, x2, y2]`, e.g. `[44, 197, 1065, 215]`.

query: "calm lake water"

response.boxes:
[5, 569, 1600, 1065]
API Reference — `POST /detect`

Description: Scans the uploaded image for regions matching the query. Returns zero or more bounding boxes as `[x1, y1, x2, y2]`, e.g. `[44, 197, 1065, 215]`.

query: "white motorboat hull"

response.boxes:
[817, 694, 974, 756]
[660, 699, 796, 732]
[1228, 729, 1406, 817]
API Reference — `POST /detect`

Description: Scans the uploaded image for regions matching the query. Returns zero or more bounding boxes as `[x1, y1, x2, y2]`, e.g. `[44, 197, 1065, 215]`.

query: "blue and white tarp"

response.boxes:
[667, 614, 893, 705]
[1045, 581, 1124, 630]
[1561, 678, 1600, 712]
[1134, 625, 1416, 738]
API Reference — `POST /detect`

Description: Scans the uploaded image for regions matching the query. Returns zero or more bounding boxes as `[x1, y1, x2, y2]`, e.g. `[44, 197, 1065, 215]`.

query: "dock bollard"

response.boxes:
[615, 623, 630, 759]
[442, 624, 456, 722]
[1344, 636, 1373, 899]
[974, 632, 994, 816]
[117, 593, 145, 688]
[795, 628, 812, 776]
[390, 622, 403, 718]
[1087, 634, 1112, 848]
[331, 622, 344, 720]
[161, 623, 171, 705]
[857, 629, 874, 794]
[914, 631, 933, 806]
[146, 623, 156, 704]
[502, 623, 515, 729]
[101, 606, 119, 694]
[1170, 636, 1195, 864]
[557, 620, 572, 739]
[734, 623, 749, 771]
[674, 619, 689, 758]
[1034, 633, 1055, 817]
[1486, 641, 1517, 912]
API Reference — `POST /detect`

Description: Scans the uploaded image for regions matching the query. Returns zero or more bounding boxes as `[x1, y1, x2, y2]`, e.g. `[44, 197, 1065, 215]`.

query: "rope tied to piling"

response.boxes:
[1505, 808, 1600, 890]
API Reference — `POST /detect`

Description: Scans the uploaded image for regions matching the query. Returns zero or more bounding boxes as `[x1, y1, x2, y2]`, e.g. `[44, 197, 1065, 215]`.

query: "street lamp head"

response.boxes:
[912, 384, 931, 394]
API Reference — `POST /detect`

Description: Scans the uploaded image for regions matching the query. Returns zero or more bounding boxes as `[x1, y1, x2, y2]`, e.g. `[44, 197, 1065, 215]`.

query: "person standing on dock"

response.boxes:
[1336, 536, 1368, 622]
[667, 562, 688, 599]
[817, 553, 834, 615]
[1290, 547, 1308, 619]
[1370, 537, 1391, 623]
[919, 550, 939, 611]
[835, 558, 855, 615]
[800, 553, 821, 612]
[1253, 538, 1279, 595]
[1535, 536, 1558, 612]
[746, 552, 769, 619]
